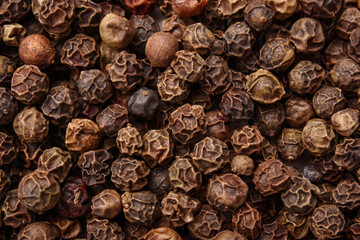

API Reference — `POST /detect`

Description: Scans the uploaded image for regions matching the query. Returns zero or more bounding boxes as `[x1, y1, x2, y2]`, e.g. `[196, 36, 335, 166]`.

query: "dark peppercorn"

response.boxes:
[225, 21, 255, 59]
[220, 87, 254, 122]
[130, 15, 159, 55]
[284, 95, 315, 128]
[232, 202, 262, 239]
[0, 87, 17, 126]
[96, 104, 128, 137]
[87, 216, 125, 239]
[128, 87, 160, 120]
[255, 102, 285, 137]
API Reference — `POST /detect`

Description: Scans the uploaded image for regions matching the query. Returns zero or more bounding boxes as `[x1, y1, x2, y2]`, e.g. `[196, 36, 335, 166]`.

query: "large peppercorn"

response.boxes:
[332, 107, 359, 136]
[191, 136, 229, 175]
[333, 138, 360, 171]
[72, 0, 102, 34]
[18, 170, 60, 212]
[117, 124, 143, 156]
[220, 87, 254, 121]
[182, 23, 214, 56]
[18, 222, 60, 240]
[122, 191, 159, 226]
[130, 15, 159, 55]
[231, 125, 264, 155]
[146, 32, 179, 68]
[13, 107, 49, 143]
[224, 21, 255, 59]
[332, 179, 360, 210]
[244, 0, 275, 32]
[0, 87, 17, 125]
[336, 8, 360, 40]
[111, 157, 150, 191]
[329, 58, 360, 93]
[11, 65, 49, 105]
[96, 104, 128, 137]
[141, 129, 174, 168]
[128, 87, 160, 120]
[277, 207, 309, 239]
[232, 202, 262, 240]
[284, 95, 315, 128]
[309, 205, 345, 239]
[91, 189, 122, 219]
[157, 68, 190, 104]
[65, 118, 101, 153]
[253, 159, 291, 196]
[87, 217, 125, 240]
[143, 227, 182, 240]
[170, 50, 206, 83]
[311, 154, 343, 183]
[300, 0, 342, 19]
[277, 128, 304, 161]
[255, 102, 285, 137]
[148, 167, 173, 198]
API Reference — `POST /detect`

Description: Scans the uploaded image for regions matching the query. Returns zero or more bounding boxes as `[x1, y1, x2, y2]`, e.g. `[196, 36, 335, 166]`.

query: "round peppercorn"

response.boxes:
[336, 8, 360, 40]
[145, 32, 179, 68]
[19, 34, 56, 69]
[333, 138, 360, 171]
[329, 58, 360, 93]
[96, 104, 128, 138]
[277, 128, 304, 161]
[231, 125, 264, 155]
[277, 207, 309, 239]
[87, 217, 125, 239]
[331, 108, 359, 136]
[267, 0, 297, 20]
[220, 87, 254, 122]
[284, 95, 315, 128]
[312, 86, 346, 119]
[116, 124, 143, 156]
[224, 21, 254, 59]
[18, 222, 60, 240]
[230, 155, 254, 176]
[205, 110, 231, 142]
[91, 189, 122, 219]
[170, 50, 206, 83]
[128, 87, 160, 120]
[0, 87, 18, 126]
[182, 23, 214, 56]
[143, 227, 182, 240]
[255, 102, 285, 137]
[244, 0, 275, 31]
[232, 202, 262, 239]
[157, 68, 190, 104]
[332, 179, 360, 210]
[124, 0, 157, 15]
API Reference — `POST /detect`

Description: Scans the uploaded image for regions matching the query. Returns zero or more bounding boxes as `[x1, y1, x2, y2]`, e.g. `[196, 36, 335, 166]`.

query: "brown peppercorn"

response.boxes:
[188, 204, 225, 240]
[290, 18, 325, 53]
[99, 14, 135, 49]
[11, 65, 49, 105]
[336, 8, 360, 40]
[255, 102, 285, 137]
[65, 118, 101, 153]
[91, 189, 122, 219]
[258, 220, 290, 240]
[225, 21, 255, 59]
[0, 0, 30, 25]
[214, 0, 247, 19]
[2, 189, 33, 229]
[41, 82, 81, 128]
[244, 0, 275, 31]
[329, 58, 360, 93]
[19, 34, 56, 69]
[188, 88, 213, 110]
[161, 191, 200, 227]
[147, 167, 172, 198]
[348, 28, 360, 63]
[253, 159, 291, 197]
[111, 157, 150, 191]
[18, 170, 60, 212]
[124, 0, 157, 15]
[277, 128, 304, 161]
[168, 104, 206, 145]
[0, 56, 15, 87]
[288, 60, 325, 95]
[38, 0, 75, 40]
[2, 23, 26, 47]
[324, 38, 349, 68]
[162, 14, 194, 41]
[333, 138, 360, 171]
[231, 125, 264, 155]
[142, 227, 182, 240]
[207, 173, 248, 212]
[331, 108, 359, 136]
[281, 176, 320, 215]
[13, 107, 49, 144]
[0, 87, 18, 126]
[130, 15, 159, 55]
[191, 136, 229, 175]
[157, 68, 190, 104]
[277, 207, 309, 239]
[170, 50, 205, 83]
[332, 179, 360, 210]
[232, 202, 262, 240]
[145, 32, 179, 68]
[309, 204, 345, 240]
[141, 129, 174, 168]
[261, 139, 279, 161]
[260, 38, 295, 73]
[18, 221, 60, 240]
[220, 87, 254, 121]
[312, 86, 346, 119]
[49, 214, 81, 239]
[182, 23, 214, 56]
[311, 154, 343, 183]
[87, 217, 125, 240]
[73, 0, 102, 34]
[168, 157, 202, 193]
[77, 69, 113, 104]
[96, 104, 128, 138]
[267, 0, 297, 20]
[171, 0, 209, 18]
[213, 230, 247, 240]
[122, 191, 159, 226]
[300, 0, 342, 19]
[205, 110, 231, 143]
[117, 124, 143, 156]
[38, 147, 72, 183]
[107, 51, 143, 94]
[284, 95, 315, 128]
[78, 149, 111, 186]
[231, 155, 254, 176]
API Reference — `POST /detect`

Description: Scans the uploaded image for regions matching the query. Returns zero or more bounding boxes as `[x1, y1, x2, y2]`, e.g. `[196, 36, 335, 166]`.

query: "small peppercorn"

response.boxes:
[230, 155, 254, 176]
[128, 87, 160, 120]
[117, 124, 143, 156]
[91, 189, 122, 219]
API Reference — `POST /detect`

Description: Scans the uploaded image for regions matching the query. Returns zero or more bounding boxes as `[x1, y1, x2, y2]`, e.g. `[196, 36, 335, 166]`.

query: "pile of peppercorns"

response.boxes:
[0, 0, 360, 239]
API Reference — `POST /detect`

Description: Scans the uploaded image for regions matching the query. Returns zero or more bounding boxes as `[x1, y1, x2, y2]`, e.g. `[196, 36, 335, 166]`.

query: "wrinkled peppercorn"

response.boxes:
[255, 102, 285, 137]
[0, 87, 17, 126]
[96, 104, 129, 137]
[231, 125, 264, 155]
[87, 216, 125, 240]
[225, 21, 254, 59]
[18, 221, 60, 240]
[117, 124, 143, 156]
[220, 87, 254, 121]
[329, 58, 360, 93]
[182, 23, 214, 56]
[91, 189, 122, 219]
[232, 202, 262, 239]
[284, 95, 315, 128]
[277, 128, 304, 161]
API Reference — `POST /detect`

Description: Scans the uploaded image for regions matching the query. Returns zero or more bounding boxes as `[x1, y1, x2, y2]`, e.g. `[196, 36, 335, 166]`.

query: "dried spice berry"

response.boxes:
[288, 60, 325, 95]
[225, 21, 255, 59]
[146, 32, 179, 68]
[311, 154, 343, 183]
[142, 227, 182, 240]
[65, 118, 101, 153]
[122, 191, 159, 226]
[0, 0, 30, 25]
[161, 191, 200, 227]
[38, 147, 72, 183]
[277, 207, 309, 239]
[302, 118, 337, 156]
[148, 167, 172, 197]
[162, 14, 194, 41]
[18, 170, 60, 212]
[99, 1, 125, 17]
[324, 38, 349, 68]
[2, 189, 33, 229]
[11, 64, 49, 105]
[333, 138, 360, 171]
[96, 104, 128, 137]
[214, 0, 247, 20]
[18, 140, 48, 168]
[128, 87, 160, 120]
[18, 221, 60, 240]
[130, 15, 159, 55]
[124, 0, 157, 15]
[309, 204, 345, 239]
[188, 88, 213, 110]
[0, 87, 17, 126]
[213, 230, 247, 240]
[348, 28, 360, 63]
[91, 189, 122, 219]
[281, 176, 319, 215]
[13, 107, 49, 144]
[72, 0, 102, 34]
[191, 136, 229, 175]
[255, 102, 285, 137]
[332, 179, 360, 210]
[312, 86, 346, 119]
[38, 0, 75, 40]
[141, 129, 174, 168]
[284, 95, 315, 128]
[19, 34, 55, 69]
[111, 157, 150, 191]
[78, 149, 111, 186]
[77, 69, 112, 104]
[170, 50, 205, 83]
[253, 158, 291, 197]
[331, 109, 359, 137]
[188, 204, 225, 240]
[329, 58, 360, 93]
[56, 176, 90, 218]
[244, 0, 275, 31]
[0, 56, 15, 86]
[277, 128, 304, 161]
[290, 18, 325, 53]
[267, 0, 297, 20]
[41, 82, 81, 128]
[87, 217, 125, 240]
[231, 125, 264, 155]
[171, 0, 209, 18]
[182, 23, 215, 56]
[117, 124, 143, 156]
[157, 68, 190, 104]
[220, 87, 254, 121]
[300, 0, 342, 19]
[168, 104, 206, 145]
[232, 202, 262, 240]
[2, 23, 26, 47]
[336, 8, 360, 40]
[207, 173, 248, 212]
[49, 214, 81, 239]
[205, 110, 231, 143]
[107, 51, 143, 94]
[231, 155, 254, 176]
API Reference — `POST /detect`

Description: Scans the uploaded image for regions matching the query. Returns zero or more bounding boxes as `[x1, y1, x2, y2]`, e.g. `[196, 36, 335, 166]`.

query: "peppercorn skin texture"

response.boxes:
[91, 189, 122, 219]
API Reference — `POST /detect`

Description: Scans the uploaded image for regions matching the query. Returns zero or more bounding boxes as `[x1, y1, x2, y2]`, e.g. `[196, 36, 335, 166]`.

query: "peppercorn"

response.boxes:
[91, 189, 122, 219]
[128, 87, 160, 120]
